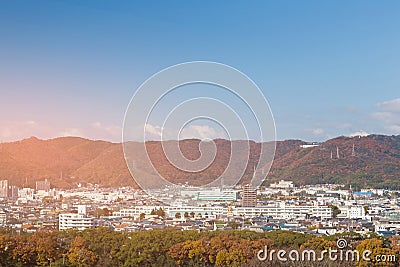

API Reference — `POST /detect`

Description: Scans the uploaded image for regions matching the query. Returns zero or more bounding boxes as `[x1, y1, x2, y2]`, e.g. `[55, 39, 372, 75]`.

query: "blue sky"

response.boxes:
[0, 1, 399, 142]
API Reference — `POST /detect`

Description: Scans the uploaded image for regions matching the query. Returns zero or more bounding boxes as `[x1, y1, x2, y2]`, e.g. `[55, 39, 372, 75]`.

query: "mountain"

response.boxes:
[0, 135, 399, 189]
[269, 135, 400, 189]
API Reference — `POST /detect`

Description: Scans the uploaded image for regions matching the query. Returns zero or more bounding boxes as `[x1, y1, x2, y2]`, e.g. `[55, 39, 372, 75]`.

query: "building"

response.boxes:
[192, 188, 238, 201]
[0, 210, 6, 226]
[269, 180, 295, 189]
[0, 180, 8, 198]
[8, 185, 19, 199]
[36, 179, 50, 192]
[374, 216, 400, 233]
[115, 203, 333, 220]
[241, 184, 257, 207]
[58, 205, 95, 230]
[339, 205, 366, 219]
[233, 203, 332, 220]
[300, 143, 320, 149]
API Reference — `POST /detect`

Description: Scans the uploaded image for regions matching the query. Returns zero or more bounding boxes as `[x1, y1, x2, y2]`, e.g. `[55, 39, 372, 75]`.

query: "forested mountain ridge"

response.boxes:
[0, 134, 399, 189]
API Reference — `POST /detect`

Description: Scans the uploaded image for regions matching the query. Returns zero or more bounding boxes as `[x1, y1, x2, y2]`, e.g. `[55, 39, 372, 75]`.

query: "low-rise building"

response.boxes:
[58, 205, 95, 230]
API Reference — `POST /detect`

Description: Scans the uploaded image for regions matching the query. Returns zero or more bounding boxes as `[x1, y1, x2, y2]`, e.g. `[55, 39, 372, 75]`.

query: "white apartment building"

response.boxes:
[269, 180, 295, 189]
[59, 205, 96, 231]
[338, 205, 366, 219]
[114, 203, 332, 220]
[233, 204, 331, 219]
[375, 219, 400, 233]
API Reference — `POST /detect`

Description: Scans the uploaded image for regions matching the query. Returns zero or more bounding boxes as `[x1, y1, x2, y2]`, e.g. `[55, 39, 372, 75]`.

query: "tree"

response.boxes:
[0, 233, 17, 267]
[390, 236, 400, 255]
[329, 205, 341, 218]
[175, 212, 181, 219]
[263, 230, 313, 248]
[301, 237, 336, 251]
[168, 232, 273, 267]
[190, 212, 195, 218]
[363, 206, 369, 215]
[157, 208, 166, 217]
[67, 236, 98, 267]
[139, 213, 146, 221]
[12, 235, 36, 266]
[356, 238, 395, 267]
[29, 230, 60, 266]
[227, 221, 239, 230]
[184, 212, 189, 218]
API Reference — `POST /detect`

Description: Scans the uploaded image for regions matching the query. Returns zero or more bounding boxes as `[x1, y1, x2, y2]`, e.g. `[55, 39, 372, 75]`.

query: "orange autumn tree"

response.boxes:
[67, 236, 98, 267]
[356, 238, 396, 267]
[168, 232, 273, 267]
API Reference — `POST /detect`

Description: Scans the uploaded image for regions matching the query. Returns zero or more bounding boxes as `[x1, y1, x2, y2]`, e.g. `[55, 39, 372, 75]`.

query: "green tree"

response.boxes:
[157, 208, 166, 217]
[329, 205, 341, 218]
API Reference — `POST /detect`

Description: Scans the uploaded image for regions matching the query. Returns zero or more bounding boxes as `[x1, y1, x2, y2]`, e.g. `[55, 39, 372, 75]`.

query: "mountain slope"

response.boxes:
[0, 135, 399, 189]
[268, 135, 400, 188]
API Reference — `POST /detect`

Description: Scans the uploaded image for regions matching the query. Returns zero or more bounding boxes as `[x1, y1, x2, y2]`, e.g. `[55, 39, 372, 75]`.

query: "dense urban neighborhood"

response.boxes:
[0, 179, 399, 237]
[1, 179, 400, 266]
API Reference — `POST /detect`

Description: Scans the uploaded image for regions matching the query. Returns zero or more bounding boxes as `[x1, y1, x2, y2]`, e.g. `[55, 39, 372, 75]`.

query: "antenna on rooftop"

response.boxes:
[336, 147, 340, 159]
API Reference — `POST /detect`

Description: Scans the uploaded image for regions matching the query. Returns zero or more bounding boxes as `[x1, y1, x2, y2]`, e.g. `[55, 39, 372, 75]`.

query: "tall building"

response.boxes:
[0, 180, 8, 198]
[241, 184, 257, 207]
[8, 185, 19, 199]
[36, 179, 50, 192]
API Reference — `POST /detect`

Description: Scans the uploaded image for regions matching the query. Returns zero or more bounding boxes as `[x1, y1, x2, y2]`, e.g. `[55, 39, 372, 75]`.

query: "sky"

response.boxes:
[0, 1, 399, 143]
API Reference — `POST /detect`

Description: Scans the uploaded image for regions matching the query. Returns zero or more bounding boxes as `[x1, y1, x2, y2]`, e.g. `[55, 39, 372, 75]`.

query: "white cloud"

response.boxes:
[311, 128, 324, 135]
[386, 125, 400, 133]
[180, 125, 226, 140]
[376, 98, 400, 112]
[371, 111, 400, 124]
[0, 120, 52, 142]
[371, 98, 400, 136]
[143, 123, 163, 140]
[90, 122, 122, 141]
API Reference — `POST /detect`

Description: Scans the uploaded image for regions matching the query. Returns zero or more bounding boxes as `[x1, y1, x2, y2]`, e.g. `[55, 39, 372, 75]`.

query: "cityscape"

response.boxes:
[1, 177, 399, 236]
[1, 1, 400, 266]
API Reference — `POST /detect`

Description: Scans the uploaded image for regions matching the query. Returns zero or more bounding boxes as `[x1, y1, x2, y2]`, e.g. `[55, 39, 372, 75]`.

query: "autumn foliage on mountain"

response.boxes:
[0, 134, 399, 189]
